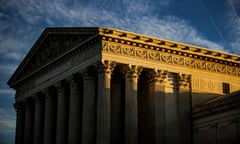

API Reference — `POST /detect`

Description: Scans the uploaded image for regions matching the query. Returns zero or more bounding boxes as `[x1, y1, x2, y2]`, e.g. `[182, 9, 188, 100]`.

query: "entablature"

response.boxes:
[99, 28, 240, 67]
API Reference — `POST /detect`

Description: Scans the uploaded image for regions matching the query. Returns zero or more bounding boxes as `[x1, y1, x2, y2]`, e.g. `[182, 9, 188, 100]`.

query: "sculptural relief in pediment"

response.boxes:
[18, 32, 95, 81]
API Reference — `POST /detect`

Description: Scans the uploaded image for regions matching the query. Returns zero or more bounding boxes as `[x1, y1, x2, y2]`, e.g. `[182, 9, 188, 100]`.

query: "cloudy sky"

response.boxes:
[0, 0, 239, 143]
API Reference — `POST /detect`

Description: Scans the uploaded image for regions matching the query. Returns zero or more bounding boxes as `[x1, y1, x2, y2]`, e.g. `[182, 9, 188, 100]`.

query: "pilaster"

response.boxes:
[122, 64, 142, 144]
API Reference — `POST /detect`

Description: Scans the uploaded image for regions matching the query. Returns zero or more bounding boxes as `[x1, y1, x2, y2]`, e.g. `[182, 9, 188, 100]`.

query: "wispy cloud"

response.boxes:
[0, 89, 15, 96]
[0, 64, 18, 75]
[0, 108, 15, 135]
[0, 0, 226, 54]
[226, 0, 240, 54]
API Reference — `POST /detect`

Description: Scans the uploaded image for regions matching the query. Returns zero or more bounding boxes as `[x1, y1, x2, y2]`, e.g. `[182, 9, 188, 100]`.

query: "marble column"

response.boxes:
[33, 93, 44, 144]
[165, 73, 179, 144]
[152, 69, 168, 144]
[138, 71, 155, 144]
[82, 68, 96, 144]
[14, 101, 25, 144]
[56, 80, 69, 144]
[111, 70, 125, 144]
[68, 74, 82, 144]
[122, 65, 142, 144]
[96, 61, 115, 144]
[110, 67, 124, 144]
[23, 97, 34, 144]
[178, 73, 191, 144]
[43, 87, 56, 144]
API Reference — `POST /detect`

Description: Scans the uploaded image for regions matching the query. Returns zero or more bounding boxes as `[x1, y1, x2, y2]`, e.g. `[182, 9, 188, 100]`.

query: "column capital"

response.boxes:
[121, 64, 143, 79]
[57, 79, 68, 90]
[34, 93, 44, 104]
[96, 60, 116, 75]
[14, 101, 24, 111]
[24, 97, 34, 108]
[69, 73, 81, 89]
[43, 86, 56, 102]
[150, 69, 168, 84]
[81, 66, 96, 81]
[178, 73, 191, 88]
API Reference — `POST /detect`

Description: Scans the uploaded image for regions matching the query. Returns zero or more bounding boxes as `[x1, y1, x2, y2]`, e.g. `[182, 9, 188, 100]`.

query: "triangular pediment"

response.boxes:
[8, 27, 100, 87]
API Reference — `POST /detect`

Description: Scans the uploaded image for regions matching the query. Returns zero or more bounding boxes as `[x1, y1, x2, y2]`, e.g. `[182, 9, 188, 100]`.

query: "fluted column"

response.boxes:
[82, 68, 96, 144]
[122, 65, 142, 144]
[33, 93, 44, 144]
[178, 73, 191, 144]
[56, 80, 69, 144]
[23, 97, 34, 144]
[14, 101, 24, 144]
[96, 61, 116, 144]
[110, 67, 124, 144]
[68, 74, 82, 144]
[165, 73, 179, 144]
[43, 87, 56, 144]
[152, 69, 168, 144]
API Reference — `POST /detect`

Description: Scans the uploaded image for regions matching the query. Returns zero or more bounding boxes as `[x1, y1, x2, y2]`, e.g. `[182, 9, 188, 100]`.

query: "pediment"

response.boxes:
[8, 27, 99, 87]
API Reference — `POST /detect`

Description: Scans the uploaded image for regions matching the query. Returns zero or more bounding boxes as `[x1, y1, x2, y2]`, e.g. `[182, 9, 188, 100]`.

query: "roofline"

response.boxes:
[7, 27, 240, 88]
[7, 27, 101, 87]
[99, 27, 240, 64]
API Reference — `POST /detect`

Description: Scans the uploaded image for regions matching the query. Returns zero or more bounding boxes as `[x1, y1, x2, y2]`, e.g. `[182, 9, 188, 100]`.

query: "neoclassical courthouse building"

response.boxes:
[8, 27, 240, 144]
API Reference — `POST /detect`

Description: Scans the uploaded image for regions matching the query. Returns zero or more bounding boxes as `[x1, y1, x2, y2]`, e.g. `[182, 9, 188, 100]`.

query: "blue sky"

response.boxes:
[0, 0, 239, 143]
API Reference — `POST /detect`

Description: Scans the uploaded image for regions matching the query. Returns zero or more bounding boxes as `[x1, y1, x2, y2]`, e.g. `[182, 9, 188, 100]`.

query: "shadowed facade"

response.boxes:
[8, 27, 240, 144]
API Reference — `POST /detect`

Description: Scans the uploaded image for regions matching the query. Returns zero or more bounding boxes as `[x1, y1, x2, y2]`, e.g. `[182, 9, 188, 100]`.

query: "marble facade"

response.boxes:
[8, 27, 240, 144]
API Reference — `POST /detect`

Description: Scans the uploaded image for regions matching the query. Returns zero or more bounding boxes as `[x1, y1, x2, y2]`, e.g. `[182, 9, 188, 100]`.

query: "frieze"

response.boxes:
[102, 41, 240, 76]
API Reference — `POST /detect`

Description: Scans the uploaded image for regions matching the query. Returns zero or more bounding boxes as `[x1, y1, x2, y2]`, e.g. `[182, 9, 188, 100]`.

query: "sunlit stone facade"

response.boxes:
[8, 27, 240, 144]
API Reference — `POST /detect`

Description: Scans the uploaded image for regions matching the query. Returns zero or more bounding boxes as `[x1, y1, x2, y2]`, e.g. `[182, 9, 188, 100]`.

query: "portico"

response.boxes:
[8, 27, 240, 144]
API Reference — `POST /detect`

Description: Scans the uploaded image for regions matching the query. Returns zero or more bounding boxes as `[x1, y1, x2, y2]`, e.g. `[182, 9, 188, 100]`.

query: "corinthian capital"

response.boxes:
[121, 64, 143, 79]
[151, 69, 168, 83]
[14, 101, 24, 111]
[96, 60, 116, 75]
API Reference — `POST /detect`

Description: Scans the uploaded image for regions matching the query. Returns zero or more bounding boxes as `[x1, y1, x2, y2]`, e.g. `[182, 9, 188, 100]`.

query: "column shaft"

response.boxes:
[68, 74, 82, 144]
[23, 98, 34, 144]
[97, 61, 115, 144]
[111, 69, 124, 144]
[33, 94, 44, 144]
[178, 74, 191, 144]
[82, 70, 96, 144]
[165, 73, 179, 144]
[152, 70, 168, 144]
[56, 80, 69, 144]
[123, 65, 142, 144]
[43, 87, 56, 144]
[138, 72, 154, 144]
[14, 102, 25, 144]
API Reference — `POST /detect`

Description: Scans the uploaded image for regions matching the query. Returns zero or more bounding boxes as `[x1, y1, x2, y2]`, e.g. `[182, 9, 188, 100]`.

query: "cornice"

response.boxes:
[99, 28, 240, 66]
[8, 27, 240, 89]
